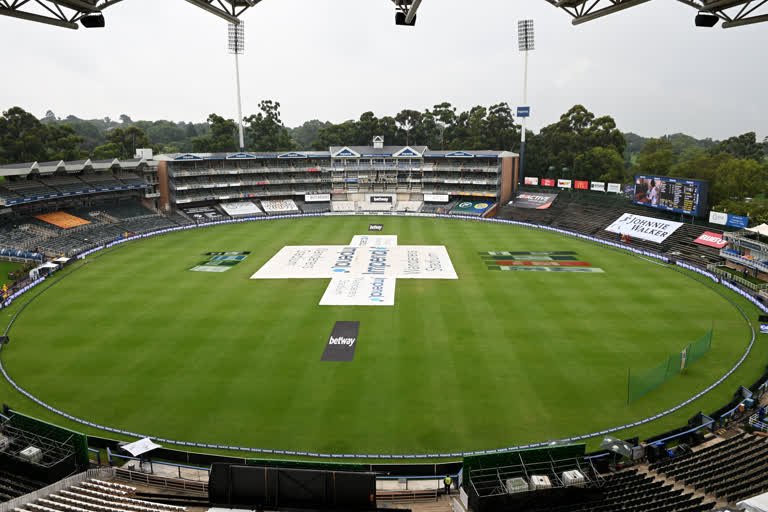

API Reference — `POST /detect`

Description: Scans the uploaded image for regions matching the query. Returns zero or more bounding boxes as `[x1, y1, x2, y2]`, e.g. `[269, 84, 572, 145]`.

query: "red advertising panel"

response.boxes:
[694, 231, 727, 249]
[541, 179, 556, 187]
[575, 180, 589, 190]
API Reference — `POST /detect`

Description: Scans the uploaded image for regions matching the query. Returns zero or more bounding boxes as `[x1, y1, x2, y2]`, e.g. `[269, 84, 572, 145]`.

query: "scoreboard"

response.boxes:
[633, 175, 709, 217]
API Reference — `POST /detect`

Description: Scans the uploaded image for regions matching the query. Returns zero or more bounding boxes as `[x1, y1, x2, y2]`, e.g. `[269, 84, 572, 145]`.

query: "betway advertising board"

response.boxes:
[605, 213, 683, 243]
[250, 235, 457, 306]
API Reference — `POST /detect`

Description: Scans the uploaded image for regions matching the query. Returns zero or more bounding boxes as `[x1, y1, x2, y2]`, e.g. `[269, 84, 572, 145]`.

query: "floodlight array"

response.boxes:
[518, 19, 535, 51]
[228, 22, 245, 54]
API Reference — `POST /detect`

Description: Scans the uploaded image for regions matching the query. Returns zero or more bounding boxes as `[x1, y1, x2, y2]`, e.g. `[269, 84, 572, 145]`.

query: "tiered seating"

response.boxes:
[79, 174, 123, 189]
[331, 201, 355, 212]
[115, 173, 144, 186]
[358, 201, 393, 212]
[101, 202, 155, 220]
[0, 470, 46, 503]
[652, 433, 768, 504]
[395, 200, 422, 212]
[299, 202, 330, 214]
[542, 470, 713, 512]
[12, 479, 187, 512]
[3, 180, 57, 198]
[41, 176, 88, 194]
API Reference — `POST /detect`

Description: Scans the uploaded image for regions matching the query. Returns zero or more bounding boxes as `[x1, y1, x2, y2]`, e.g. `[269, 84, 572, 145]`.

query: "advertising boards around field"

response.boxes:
[575, 180, 589, 190]
[591, 181, 606, 192]
[305, 194, 331, 202]
[319, 276, 396, 306]
[605, 213, 683, 243]
[709, 210, 749, 229]
[694, 231, 728, 249]
[349, 235, 397, 247]
[368, 224, 384, 232]
[321, 321, 360, 361]
[183, 206, 225, 221]
[493, 267, 605, 273]
[219, 201, 262, 217]
[542, 179, 555, 187]
[509, 192, 558, 210]
[452, 200, 493, 214]
[607, 183, 622, 193]
[524, 177, 539, 186]
[557, 179, 572, 189]
[423, 194, 450, 203]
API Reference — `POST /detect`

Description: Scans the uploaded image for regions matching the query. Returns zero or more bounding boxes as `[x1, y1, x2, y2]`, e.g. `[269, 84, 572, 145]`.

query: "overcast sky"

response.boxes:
[1, 0, 765, 142]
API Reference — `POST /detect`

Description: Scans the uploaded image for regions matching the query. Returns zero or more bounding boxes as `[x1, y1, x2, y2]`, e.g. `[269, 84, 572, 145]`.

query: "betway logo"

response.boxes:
[332, 247, 358, 273]
[329, 336, 356, 346]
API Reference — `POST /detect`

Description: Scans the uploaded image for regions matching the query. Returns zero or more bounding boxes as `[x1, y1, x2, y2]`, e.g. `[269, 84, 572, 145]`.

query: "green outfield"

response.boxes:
[0, 216, 764, 457]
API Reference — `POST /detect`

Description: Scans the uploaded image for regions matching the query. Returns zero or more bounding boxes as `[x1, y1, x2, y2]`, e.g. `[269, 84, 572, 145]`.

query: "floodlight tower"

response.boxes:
[517, 19, 534, 184]
[228, 22, 246, 152]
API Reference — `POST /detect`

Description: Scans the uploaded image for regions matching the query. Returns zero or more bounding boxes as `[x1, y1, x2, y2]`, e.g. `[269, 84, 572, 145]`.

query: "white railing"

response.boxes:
[0, 468, 115, 512]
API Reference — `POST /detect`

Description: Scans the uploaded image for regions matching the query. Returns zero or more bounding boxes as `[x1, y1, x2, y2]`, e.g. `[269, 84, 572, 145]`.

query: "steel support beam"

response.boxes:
[0, 7, 79, 29]
[570, 0, 652, 25]
[182, 0, 241, 24]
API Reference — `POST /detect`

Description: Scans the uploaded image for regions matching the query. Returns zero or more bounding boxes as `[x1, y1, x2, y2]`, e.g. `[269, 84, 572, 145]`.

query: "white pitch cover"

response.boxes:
[250, 235, 458, 305]
[605, 213, 683, 243]
[349, 235, 398, 247]
[319, 276, 396, 306]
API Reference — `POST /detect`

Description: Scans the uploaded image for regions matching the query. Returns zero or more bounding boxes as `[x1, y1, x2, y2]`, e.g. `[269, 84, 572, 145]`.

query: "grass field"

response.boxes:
[0, 216, 764, 457]
[0, 260, 21, 287]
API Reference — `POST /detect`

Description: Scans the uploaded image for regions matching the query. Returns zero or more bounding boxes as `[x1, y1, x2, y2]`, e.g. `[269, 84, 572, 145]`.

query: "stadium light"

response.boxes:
[695, 12, 719, 27]
[228, 21, 246, 152]
[517, 19, 534, 185]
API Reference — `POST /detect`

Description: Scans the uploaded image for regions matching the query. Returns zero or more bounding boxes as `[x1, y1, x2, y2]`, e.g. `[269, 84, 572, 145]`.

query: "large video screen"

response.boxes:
[633, 175, 709, 217]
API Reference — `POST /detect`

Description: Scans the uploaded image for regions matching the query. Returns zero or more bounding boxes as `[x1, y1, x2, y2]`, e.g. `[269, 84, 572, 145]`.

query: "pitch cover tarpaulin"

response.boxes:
[606, 213, 683, 243]
[509, 192, 558, 209]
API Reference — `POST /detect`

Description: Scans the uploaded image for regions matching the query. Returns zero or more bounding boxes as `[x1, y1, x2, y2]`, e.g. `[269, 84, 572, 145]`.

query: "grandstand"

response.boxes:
[161, 141, 505, 215]
[498, 188, 728, 267]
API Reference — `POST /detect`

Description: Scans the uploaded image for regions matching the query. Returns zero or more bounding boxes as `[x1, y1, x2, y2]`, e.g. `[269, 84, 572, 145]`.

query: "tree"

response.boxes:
[91, 142, 122, 160]
[42, 110, 58, 123]
[709, 132, 765, 162]
[47, 124, 84, 161]
[636, 138, 676, 176]
[0, 106, 49, 164]
[289, 119, 332, 149]
[119, 114, 133, 124]
[244, 100, 295, 152]
[191, 114, 238, 153]
[524, 105, 625, 177]
[104, 126, 152, 159]
[574, 147, 625, 182]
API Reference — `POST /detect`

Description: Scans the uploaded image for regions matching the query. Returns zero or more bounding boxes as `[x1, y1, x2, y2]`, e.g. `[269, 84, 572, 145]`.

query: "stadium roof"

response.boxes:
[1, 0, 764, 30]
[546, 0, 768, 29]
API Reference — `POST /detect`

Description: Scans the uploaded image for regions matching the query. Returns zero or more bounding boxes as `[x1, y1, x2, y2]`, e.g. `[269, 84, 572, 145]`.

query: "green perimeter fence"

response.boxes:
[628, 329, 713, 403]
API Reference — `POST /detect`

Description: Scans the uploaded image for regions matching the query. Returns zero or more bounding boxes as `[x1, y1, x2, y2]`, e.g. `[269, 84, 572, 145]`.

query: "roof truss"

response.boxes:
[0, 0, 261, 29]
[545, 0, 768, 28]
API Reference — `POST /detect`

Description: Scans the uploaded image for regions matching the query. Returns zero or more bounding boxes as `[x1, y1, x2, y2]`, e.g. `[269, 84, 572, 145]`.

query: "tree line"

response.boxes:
[1, 103, 766, 220]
